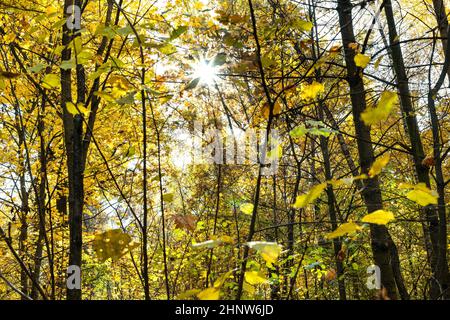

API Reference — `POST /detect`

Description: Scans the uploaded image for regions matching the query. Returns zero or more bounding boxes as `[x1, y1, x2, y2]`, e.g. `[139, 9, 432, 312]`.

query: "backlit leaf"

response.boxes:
[294, 19, 313, 32]
[361, 91, 398, 125]
[247, 241, 282, 265]
[240, 203, 254, 215]
[368, 153, 390, 177]
[300, 81, 324, 100]
[93, 229, 137, 262]
[42, 74, 60, 89]
[293, 183, 327, 208]
[176, 289, 201, 300]
[245, 271, 268, 285]
[325, 222, 361, 239]
[289, 125, 308, 138]
[354, 53, 371, 68]
[66, 102, 90, 117]
[406, 189, 438, 206]
[361, 210, 395, 225]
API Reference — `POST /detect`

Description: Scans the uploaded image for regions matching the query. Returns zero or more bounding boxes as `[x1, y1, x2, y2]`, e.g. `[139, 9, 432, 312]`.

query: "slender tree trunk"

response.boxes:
[318, 114, 346, 300]
[431, 0, 450, 83]
[427, 27, 450, 299]
[62, 0, 84, 300]
[337, 0, 403, 299]
[383, 0, 443, 299]
[17, 122, 29, 299]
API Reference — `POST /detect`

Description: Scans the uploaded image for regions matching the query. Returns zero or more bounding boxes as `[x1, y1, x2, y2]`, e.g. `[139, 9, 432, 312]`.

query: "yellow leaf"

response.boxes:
[399, 182, 438, 206]
[247, 241, 282, 265]
[295, 19, 313, 32]
[300, 81, 325, 100]
[240, 203, 254, 215]
[42, 74, 60, 89]
[361, 91, 398, 125]
[197, 287, 220, 300]
[398, 182, 415, 189]
[66, 102, 90, 117]
[267, 144, 282, 160]
[325, 222, 361, 239]
[354, 53, 371, 68]
[92, 229, 137, 262]
[361, 210, 395, 225]
[220, 235, 234, 244]
[213, 271, 233, 288]
[407, 189, 438, 206]
[46, 6, 58, 15]
[245, 271, 268, 285]
[243, 281, 255, 294]
[293, 183, 327, 208]
[262, 102, 281, 119]
[368, 153, 390, 177]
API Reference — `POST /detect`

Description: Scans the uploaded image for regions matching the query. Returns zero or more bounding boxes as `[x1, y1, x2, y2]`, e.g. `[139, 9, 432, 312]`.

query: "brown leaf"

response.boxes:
[172, 214, 198, 232]
[324, 268, 337, 281]
[421, 155, 435, 168]
[337, 249, 346, 262]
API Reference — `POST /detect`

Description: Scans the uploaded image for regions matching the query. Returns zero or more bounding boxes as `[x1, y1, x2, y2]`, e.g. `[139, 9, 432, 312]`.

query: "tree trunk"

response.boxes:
[319, 118, 347, 300]
[62, 0, 84, 300]
[427, 26, 450, 299]
[431, 0, 450, 83]
[337, 0, 403, 299]
[383, 0, 445, 299]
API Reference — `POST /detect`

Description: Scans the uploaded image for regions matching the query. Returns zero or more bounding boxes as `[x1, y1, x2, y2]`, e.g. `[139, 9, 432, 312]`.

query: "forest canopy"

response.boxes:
[0, 0, 449, 300]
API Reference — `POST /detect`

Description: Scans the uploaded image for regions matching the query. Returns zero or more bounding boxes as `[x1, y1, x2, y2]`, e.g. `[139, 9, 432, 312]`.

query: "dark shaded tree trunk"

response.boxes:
[319, 119, 346, 300]
[17, 120, 29, 300]
[431, 0, 450, 83]
[427, 26, 450, 299]
[383, 0, 446, 299]
[337, 0, 404, 300]
[62, 0, 85, 300]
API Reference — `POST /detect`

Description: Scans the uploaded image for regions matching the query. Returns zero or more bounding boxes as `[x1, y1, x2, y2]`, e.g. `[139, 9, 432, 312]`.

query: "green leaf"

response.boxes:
[289, 125, 308, 138]
[163, 193, 174, 202]
[293, 19, 313, 32]
[212, 53, 227, 66]
[185, 77, 200, 90]
[51, 18, 67, 30]
[116, 91, 136, 105]
[60, 59, 76, 70]
[28, 63, 46, 73]
[170, 26, 188, 40]
[117, 25, 134, 36]
[158, 43, 177, 55]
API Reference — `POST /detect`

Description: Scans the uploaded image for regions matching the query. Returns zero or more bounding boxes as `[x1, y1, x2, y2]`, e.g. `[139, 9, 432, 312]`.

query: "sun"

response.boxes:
[190, 57, 218, 86]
